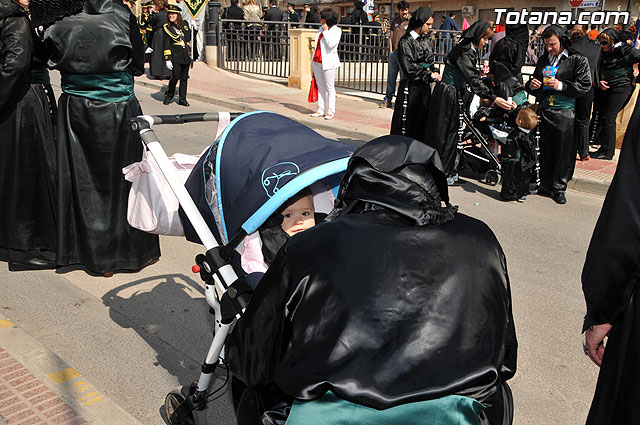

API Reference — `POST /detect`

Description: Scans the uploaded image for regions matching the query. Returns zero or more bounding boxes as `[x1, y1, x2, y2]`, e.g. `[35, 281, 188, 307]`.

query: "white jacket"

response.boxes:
[313, 25, 342, 70]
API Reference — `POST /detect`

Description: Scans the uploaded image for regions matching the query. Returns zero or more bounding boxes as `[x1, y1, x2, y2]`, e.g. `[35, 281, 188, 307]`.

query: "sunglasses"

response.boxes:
[600, 40, 609, 45]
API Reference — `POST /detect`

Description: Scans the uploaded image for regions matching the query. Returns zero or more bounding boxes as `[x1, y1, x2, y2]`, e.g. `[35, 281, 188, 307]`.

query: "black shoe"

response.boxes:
[386, 100, 393, 109]
[553, 191, 567, 204]
[8, 256, 56, 271]
[537, 187, 552, 198]
[178, 99, 190, 107]
[163, 96, 171, 105]
[590, 150, 613, 160]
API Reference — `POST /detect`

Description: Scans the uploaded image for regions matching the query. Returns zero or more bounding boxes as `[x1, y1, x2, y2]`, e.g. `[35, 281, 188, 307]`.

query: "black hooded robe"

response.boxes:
[489, 24, 528, 102]
[390, 8, 438, 141]
[0, 0, 57, 266]
[582, 92, 640, 425]
[499, 128, 536, 201]
[148, 10, 172, 78]
[227, 136, 517, 425]
[45, 0, 160, 274]
[525, 28, 591, 195]
[569, 34, 600, 160]
[425, 21, 497, 177]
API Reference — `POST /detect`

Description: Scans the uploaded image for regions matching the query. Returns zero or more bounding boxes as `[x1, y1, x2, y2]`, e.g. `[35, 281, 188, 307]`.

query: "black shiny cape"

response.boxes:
[525, 51, 591, 100]
[424, 81, 460, 176]
[390, 32, 437, 140]
[0, 3, 57, 253]
[598, 42, 640, 88]
[568, 35, 600, 84]
[582, 85, 640, 425]
[228, 136, 517, 424]
[489, 26, 528, 98]
[446, 42, 496, 101]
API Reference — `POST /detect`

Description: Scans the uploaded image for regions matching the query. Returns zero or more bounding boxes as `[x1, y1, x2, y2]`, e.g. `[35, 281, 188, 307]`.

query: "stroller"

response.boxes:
[457, 94, 541, 189]
[128, 111, 354, 425]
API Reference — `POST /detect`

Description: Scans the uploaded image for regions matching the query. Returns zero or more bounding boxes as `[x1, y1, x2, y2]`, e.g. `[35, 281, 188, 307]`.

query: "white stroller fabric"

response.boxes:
[123, 113, 232, 236]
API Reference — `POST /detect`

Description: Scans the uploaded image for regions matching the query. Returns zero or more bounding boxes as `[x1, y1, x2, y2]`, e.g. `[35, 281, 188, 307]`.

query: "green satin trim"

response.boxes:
[27, 68, 50, 84]
[61, 71, 134, 102]
[442, 65, 465, 88]
[286, 391, 485, 425]
[600, 67, 632, 80]
[538, 91, 575, 110]
[513, 90, 528, 106]
[418, 62, 434, 69]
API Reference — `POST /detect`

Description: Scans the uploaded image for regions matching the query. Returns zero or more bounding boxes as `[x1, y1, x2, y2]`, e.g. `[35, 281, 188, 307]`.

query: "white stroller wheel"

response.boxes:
[164, 388, 204, 425]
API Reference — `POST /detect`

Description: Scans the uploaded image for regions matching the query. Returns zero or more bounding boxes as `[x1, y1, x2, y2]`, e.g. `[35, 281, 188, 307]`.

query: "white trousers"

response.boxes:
[312, 62, 336, 115]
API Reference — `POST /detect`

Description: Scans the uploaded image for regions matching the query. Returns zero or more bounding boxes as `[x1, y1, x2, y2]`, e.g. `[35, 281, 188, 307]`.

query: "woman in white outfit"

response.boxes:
[310, 8, 341, 120]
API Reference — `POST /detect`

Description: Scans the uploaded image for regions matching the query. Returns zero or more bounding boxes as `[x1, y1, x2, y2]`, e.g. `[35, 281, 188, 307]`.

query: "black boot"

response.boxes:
[163, 96, 172, 105]
[178, 99, 190, 107]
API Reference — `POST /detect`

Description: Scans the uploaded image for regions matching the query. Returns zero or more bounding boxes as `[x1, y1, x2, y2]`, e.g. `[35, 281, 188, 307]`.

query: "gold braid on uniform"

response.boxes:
[163, 23, 184, 58]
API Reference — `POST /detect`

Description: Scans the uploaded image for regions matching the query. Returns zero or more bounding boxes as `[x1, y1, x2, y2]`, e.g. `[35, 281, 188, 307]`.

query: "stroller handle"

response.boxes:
[128, 112, 243, 130]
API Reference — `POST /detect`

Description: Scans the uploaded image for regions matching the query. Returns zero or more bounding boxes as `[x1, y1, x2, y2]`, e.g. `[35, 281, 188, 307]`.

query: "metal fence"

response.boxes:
[218, 20, 544, 95]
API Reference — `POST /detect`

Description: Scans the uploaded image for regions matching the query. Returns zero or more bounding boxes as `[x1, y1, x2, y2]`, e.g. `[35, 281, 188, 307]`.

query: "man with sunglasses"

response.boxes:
[525, 25, 591, 204]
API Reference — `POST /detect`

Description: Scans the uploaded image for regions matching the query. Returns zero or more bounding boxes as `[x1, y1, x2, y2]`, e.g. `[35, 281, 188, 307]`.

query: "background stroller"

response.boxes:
[128, 110, 354, 425]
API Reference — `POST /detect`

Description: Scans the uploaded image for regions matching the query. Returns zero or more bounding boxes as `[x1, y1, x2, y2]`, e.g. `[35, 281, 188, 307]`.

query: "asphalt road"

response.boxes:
[0, 78, 606, 425]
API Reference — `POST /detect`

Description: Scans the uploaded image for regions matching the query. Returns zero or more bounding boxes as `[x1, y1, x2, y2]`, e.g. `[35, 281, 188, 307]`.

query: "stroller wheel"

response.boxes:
[164, 389, 204, 425]
[484, 170, 500, 186]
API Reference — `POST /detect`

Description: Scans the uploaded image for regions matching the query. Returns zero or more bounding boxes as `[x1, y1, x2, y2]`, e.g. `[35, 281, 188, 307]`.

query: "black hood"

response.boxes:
[332, 135, 457, 226]
[407, 6, 432, 31]
[601, 27, 623, 43]
[460, 20, 490, 45]
[0, 0, 25, 20]
[542, 24, 570, 47]
[505, 23, 529, 47]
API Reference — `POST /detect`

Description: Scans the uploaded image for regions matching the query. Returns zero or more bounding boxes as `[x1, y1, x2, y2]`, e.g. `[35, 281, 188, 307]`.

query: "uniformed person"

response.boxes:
[138, 1, 152, 48]
[163, 3, 192, 106]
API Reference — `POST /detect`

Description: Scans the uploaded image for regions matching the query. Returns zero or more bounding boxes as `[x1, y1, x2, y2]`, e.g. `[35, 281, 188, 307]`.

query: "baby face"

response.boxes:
[281, 195, 315, 237]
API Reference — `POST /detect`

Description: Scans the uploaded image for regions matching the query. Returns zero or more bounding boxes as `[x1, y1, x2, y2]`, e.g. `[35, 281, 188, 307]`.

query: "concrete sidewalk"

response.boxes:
[137, 62, 617, 197]
[0, 315, 145, 425]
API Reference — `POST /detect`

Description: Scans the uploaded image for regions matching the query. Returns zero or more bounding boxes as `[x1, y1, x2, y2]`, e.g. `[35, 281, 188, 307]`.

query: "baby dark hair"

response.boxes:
[277, 187, 313, 214]
[517, 107, 538, 130]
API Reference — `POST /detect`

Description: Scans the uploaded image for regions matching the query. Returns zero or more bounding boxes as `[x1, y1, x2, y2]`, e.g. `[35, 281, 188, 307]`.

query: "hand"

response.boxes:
[145, 47, 153, 54]
[545, 78, 561, 90]
[584, 323, 612, 366]
[529, 78, 542, 90]
[432, 72, 441, 82]
[165, 60, 173, 71]
[599, 80, 610, 90]
[321, 23, 329, 31]
[493, 97, 515, 111]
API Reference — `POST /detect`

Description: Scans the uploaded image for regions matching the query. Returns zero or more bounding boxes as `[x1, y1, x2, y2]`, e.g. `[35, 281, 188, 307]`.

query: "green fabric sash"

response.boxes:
[285, 391, 485, 425]
[600, 67, 632, 81]
[418, 62, 433, 69]
[538, 91, 575, 110]
[61, 71, 134, 102]
[513, 90, 528, 106]
[27, 68, 50, 85]
[442, 65, 466, 88]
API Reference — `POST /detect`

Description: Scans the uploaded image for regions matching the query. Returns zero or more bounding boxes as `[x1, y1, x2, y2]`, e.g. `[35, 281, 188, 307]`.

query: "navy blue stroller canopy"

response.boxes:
[181, 111, 355, 246]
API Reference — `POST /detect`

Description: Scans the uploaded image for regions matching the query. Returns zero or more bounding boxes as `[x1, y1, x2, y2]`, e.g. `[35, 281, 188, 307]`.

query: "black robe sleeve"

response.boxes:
[129, 11, 144, 76]
[560, 55, 591, 98]
[456, 46, 496, 101]
[397, 36, 435, 83]
[227, 247, 293, 389]
[0, 13, 32, 113]
[582, 94, 640, 332]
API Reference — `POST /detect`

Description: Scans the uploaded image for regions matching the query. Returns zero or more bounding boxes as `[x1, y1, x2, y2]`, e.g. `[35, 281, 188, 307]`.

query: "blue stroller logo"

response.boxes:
[261, 162, 300, 198]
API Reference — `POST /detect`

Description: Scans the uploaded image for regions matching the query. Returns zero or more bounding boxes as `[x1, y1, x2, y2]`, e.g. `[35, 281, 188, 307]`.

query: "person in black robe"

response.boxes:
[489, 23, 529, 104]
[390, 7, 440, 140]
[303, 3, 319, 28]
[589, 28, 640, 160]
[0, 0, 57, 270]
[162, 3, 191, 106]
[42, 0, 160, 276]
[525, 25, 591, 205]
[227, 136, 517, 425]
[568, 25, 600, 161]
[147, 0, 171, 79]
[425, 20, 514, 184]
[581, 90, 640, 425]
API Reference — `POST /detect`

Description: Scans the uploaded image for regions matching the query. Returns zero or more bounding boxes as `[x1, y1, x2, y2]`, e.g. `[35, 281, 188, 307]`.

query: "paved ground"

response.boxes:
[0, 64, 622, 425]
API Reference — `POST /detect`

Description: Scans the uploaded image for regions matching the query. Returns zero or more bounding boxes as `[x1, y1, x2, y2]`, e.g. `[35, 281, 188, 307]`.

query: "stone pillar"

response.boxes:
[288, 28, 318, 89]
[205, 1, 221, 67]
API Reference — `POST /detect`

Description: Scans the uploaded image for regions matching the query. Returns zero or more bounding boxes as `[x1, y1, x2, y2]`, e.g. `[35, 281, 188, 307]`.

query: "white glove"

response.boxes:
[165, 60, 173, 71]
[145, 47, 153, 54]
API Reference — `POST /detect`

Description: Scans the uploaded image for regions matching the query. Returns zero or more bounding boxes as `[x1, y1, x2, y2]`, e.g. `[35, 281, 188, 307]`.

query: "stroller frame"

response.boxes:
[130, 112, 249, 425]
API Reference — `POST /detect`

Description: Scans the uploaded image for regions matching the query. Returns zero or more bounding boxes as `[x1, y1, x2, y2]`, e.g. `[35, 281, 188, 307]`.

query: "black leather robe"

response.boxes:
[227, 136, 517, 425]
[582, 90, 640, 425]
[390, 31, 438, 140]
[45, 0, 160, 274]
[0, 0, 57, 257]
